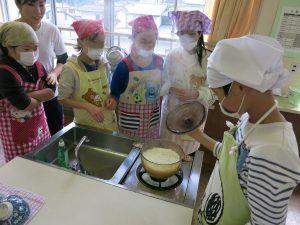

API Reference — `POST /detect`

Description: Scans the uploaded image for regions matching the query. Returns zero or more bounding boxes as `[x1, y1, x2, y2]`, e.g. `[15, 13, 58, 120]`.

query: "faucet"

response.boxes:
[72, 136, 89, 173]
[75, 136, 89, 159]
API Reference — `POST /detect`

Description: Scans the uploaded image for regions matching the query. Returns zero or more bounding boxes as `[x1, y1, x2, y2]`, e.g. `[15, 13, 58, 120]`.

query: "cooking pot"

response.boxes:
[140, 139, 184, 180]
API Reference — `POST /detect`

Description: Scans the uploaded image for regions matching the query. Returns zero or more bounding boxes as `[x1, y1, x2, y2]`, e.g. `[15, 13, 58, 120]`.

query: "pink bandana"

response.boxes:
[72, 19, 105, 40]
[129, 15, 158, 36]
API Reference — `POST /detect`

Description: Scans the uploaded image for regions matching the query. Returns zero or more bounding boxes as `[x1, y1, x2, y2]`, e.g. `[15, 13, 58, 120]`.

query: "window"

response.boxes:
[111, 0, 207, 55]
[3, 0, 54, 22]
[112, 0, 178, 55]
[0, 0, 209, 57]
[6, 0, 19, 21]
[51, 0, 104, 28]
[50, 0, 105, 55]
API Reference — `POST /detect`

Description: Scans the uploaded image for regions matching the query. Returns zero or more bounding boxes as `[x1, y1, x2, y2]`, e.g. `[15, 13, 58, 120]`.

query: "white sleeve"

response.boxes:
[52, 26, 67, 56]
[160, 54, 171, 96]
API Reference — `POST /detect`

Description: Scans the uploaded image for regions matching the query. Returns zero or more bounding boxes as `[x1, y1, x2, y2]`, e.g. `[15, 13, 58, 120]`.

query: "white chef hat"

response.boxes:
[206, 35, 290, 92]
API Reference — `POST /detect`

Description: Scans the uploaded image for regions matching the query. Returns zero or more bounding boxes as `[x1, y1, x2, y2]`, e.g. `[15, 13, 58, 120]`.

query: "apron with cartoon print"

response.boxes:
[118, 56, 162, 139]
[0, 62, 51, 162]
[68, 60, 117, 131]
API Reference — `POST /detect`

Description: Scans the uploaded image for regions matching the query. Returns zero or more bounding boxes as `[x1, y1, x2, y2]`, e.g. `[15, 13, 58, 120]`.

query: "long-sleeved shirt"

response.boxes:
[0, 56, 55, 110]
[160, 46, 216, 107]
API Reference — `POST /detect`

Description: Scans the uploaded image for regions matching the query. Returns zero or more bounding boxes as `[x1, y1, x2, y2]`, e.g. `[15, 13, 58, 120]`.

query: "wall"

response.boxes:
[255, 0, 300, 96]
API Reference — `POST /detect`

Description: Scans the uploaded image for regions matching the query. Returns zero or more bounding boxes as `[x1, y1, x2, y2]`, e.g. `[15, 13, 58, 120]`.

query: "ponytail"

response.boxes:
[195, 32, 206, 68]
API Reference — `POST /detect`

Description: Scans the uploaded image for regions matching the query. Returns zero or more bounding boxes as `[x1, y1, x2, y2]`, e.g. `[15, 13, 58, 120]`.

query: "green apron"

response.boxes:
[200, 124, 250, 225]
[68, 59, 118, 131]
[200, 101, 278, 225]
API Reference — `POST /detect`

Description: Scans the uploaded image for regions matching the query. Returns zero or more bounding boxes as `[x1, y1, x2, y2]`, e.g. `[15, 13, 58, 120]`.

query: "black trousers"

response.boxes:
[43, 96, 64, 136]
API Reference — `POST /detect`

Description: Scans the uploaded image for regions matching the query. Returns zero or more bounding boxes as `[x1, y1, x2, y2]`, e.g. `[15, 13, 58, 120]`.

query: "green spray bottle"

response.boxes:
[57, 138, 69, 169]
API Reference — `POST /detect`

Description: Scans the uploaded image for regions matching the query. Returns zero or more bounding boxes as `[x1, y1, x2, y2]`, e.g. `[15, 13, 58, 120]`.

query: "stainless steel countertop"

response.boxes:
[122, 151, 204, 208]
[23, 122, 204, 209]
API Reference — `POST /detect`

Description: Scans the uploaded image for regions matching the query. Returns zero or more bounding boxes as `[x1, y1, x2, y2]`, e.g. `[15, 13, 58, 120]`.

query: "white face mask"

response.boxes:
[136, 48, 154, 58]
[179, 34, 198, 52]
[18, 51, 39, 66]
[87, 47, 103, 60]
[219, 95, 245, 119]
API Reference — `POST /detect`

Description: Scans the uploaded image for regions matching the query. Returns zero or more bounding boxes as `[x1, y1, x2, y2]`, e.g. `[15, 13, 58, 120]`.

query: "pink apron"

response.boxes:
[118, 56, 162, 139]
[0, 62, 51, 162]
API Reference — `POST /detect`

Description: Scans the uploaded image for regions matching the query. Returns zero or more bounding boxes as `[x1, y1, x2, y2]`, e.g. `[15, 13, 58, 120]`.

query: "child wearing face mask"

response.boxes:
[160, 11, 216, 159]
[15, 0, 68, 136]
[58, 19, 117, 131]
[106, 15, 164, 139]
[0, 21, 55, 162]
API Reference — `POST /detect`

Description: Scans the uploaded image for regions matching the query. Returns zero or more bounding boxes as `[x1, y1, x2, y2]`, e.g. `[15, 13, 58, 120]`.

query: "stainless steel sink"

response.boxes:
[24, 123, 139, 184]
[23, 122, 203, 209]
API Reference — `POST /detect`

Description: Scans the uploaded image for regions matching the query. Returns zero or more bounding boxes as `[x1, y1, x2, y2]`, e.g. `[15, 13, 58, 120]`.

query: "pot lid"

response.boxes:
[166, 101, 206, 134]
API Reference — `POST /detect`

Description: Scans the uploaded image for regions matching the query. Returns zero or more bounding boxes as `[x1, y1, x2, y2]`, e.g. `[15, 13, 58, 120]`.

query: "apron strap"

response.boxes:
[67, 60, 85, 75]
[0, 64, 23, 83]
[155, 55, 163, 70]
[68, 59, 107, 87]
[34, 61, 45, 78]
[238, 100, 278, 146]
[123, 57, 134, 72]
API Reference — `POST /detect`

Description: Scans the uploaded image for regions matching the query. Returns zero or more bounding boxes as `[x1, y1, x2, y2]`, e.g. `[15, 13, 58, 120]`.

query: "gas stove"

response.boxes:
[121, 150, 203, 208]
[136, 164, 183, 191]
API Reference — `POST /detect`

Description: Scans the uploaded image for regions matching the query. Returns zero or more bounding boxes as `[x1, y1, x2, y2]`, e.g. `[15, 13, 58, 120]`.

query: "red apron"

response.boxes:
[118, 56, 162, 139]
[0, 62, 51, 162]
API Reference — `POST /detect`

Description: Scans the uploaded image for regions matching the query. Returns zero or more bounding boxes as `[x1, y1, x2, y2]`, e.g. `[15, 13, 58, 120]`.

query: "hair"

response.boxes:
[15, 0, 46, 8]
[0, 44, 8, 56]
[195, 32, 208, 68]
[74, 33, 99, 52]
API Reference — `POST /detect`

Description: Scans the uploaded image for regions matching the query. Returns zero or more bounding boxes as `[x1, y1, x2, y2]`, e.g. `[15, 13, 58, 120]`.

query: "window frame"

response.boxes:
[1, 0, 208, 57]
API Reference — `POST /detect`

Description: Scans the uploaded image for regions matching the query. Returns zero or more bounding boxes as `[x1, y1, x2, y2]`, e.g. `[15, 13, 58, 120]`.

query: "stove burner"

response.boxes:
[136, 164, 183, 191]
[150, 176, 167, 183]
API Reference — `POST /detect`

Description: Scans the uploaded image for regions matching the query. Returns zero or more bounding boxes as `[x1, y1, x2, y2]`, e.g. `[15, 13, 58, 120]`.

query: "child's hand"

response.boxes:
[170, 87, 199, 102]
[105, 95, 118, 110]
[39, 80, 46, 89]
[46, 71, 58, 85]
[85, 103, 104, 123]
[187, 128, 204, 141]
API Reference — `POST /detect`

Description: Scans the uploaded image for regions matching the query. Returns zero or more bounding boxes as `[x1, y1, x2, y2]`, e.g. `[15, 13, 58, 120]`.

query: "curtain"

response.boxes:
[206, 0, 263, 47]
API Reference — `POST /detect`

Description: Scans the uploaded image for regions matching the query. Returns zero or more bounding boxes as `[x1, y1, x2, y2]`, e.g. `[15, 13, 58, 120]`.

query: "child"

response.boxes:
[0, 21, 55, 161]
[58, 19, 117, 131]
[160, 10, 216, 157]
[190, 35, 300, 225]
[15, 0, 68, 135]
[106, 15, 163, 139]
